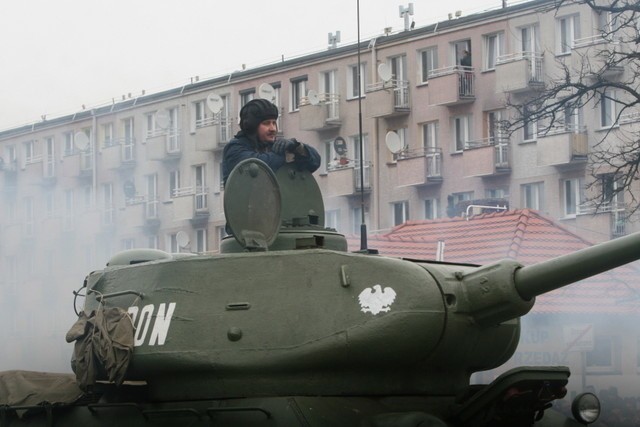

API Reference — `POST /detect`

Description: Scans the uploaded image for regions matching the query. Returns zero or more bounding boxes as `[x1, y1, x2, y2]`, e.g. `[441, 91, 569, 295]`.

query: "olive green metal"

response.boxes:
[515, 230, 640, 300]
[5, 158, 639, 426]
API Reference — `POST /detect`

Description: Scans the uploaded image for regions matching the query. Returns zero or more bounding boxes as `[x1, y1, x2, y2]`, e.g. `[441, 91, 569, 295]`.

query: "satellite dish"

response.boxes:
[385, 131, 403, 154]
[123, 181, 136, 198]
[74, 132, 90, 151]
[257, 83, 276, 102]
[378, 63, 392, 82]
[333, 136, 347, 156]
[155, 109, 170, 129]
[206, 93, 223, 114]
[307, 89, 320, 106]
[176, 231, 190, 248]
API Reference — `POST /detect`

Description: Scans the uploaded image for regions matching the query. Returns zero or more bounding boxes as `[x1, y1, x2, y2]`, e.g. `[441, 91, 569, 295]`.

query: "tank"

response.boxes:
[2, 158, 639, 426]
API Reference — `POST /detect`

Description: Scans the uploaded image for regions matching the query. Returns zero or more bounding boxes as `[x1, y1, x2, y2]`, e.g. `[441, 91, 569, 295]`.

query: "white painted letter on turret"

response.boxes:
[148, 302, 176, 346]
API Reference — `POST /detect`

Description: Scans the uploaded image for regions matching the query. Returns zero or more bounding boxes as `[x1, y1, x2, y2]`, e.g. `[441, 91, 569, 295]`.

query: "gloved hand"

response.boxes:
[272, 138, 301, 155]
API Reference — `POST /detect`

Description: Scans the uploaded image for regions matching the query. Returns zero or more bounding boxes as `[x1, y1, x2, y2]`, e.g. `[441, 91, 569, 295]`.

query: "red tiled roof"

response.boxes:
[346, 209, 640, 315]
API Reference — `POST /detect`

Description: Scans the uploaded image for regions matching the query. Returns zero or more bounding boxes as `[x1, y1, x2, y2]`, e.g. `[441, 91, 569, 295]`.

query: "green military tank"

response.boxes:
[2, 158, 639, 426]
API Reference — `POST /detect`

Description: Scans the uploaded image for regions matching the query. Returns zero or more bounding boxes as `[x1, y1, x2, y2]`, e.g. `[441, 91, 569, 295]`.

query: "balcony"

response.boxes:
[427, 66, 475, 106]
[396, 147, 443, 187]
[195, 116, 235, 151]
[537, 125, 588, 167]
[299, 93, 341, 131]
[576, 201, 628, 240]
[463, 137, 511, 177]
[0, 159, 18, 176]
[495, 52, 544, 93]
[170, 187, 210, 225]
[102, 138, 136, 169]
[145, 128, 182, 161]
[366, 80, 410, 118]
[572, 36, 623, 80]
[323, 161, 372, 197]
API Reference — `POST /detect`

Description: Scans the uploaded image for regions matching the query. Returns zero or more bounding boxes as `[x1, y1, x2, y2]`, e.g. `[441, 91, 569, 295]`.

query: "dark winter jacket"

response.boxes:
[222, 132, 321, 185]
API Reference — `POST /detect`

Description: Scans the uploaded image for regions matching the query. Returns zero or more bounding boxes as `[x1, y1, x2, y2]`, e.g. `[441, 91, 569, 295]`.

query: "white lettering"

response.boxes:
[128, 306, 139, 324]
[134, 304, 154, 346]
[148, 303, 176, 346]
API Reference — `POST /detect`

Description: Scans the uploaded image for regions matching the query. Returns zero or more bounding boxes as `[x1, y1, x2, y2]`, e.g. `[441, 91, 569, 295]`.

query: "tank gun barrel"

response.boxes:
[515, 231, 640, 301]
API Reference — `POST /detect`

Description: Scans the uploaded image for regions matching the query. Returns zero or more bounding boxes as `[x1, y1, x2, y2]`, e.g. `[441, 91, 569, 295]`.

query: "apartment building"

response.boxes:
[0, 0, 637, 370]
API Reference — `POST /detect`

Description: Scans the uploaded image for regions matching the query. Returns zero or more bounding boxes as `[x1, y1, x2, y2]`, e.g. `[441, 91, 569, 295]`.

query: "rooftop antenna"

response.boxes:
[357, 0, 368, 251]
[399, 3, 414, 31]
[328, 31, 341, 50]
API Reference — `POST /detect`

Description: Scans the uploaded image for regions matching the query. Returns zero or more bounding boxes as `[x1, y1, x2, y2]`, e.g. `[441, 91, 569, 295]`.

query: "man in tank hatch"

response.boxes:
[222, 98, 321, 185]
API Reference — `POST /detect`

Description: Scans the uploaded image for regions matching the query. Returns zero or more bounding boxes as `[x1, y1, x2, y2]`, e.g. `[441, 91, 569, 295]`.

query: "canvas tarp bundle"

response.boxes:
[65, 307, 134, 390]
[0, 370, 83, 406]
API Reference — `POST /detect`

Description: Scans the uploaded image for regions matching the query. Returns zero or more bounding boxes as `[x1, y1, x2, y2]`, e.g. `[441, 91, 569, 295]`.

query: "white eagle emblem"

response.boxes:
[358, 285, 397, 315]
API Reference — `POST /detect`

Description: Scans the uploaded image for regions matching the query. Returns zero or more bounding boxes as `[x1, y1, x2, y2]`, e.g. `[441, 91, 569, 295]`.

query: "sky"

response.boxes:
[0, 0, 508, 131]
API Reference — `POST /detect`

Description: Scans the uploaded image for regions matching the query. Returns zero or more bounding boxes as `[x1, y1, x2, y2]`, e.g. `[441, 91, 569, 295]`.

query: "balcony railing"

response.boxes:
[463, 137, 510, 176]
[299, 93, 341, 130]
[427, 66, 475, 106]
[365, 80, 410, 117]
[496, 52, 543, 84]
[396, 147, 443, 186]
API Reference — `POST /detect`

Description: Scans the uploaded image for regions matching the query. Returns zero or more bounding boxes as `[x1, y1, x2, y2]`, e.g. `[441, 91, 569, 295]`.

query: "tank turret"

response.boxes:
[2, 159, 638, 426]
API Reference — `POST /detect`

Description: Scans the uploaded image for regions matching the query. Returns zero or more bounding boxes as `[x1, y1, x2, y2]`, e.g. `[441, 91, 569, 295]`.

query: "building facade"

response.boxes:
[1, 0, 638, 371]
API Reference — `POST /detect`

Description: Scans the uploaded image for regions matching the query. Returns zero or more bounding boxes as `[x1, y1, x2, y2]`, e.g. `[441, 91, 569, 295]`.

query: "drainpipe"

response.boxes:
[92, 109, 98, 206]
[368, 38, 382, 231]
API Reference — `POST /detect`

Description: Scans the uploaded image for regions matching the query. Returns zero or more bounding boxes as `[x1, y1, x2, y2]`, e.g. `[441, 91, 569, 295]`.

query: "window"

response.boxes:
[390, 55, 407, 81]
[392, 201, 409, 226]
[194, 164, 207, 210]
[561, 103, 583, 131]
[102, 123, 114, 147]
[290, 76, 307, 111]
[121, 118, 135, 161]
[522, 182, 544, 211]
[23, 140, 35, 164]
[586, 336, 620, 374]
[557, 14, 580, 54]
[44, 137, 55, 177]
[325, 209, 340, 231]
[601, 174, 623, 208]
[350, 133, 370, 189]
[484, 32, 504, 70]
[196, 228, 207, 253]
[347, 63, 366, 99]
[193, 99, 211, 129]
[523, 104, 537, 141]
[424, 198, 439, 219]
[351, 206, 370, 235]
[419, 46, 438, 83]
[486, 188, 508, 199]
[423, 121, 439, 150]
[563, 178, 583, 216]
[320, 70, 339, 119]
[145, 112, 157, 139]
[452, 115, 472, 152]
[219, 94, 233, 142]
[146, 174, 158, 218]
[600, 89, 619, 128]
[240, 89, 255, 108]
[169, 169, 181, 198]
[520, 24, 540, 54]
[167, 233, 179, 253]
[102, 183, 114, 225]
[453, 40, 471, 68]
[485, 109, 506, 142]
[63, 132, 74, 156]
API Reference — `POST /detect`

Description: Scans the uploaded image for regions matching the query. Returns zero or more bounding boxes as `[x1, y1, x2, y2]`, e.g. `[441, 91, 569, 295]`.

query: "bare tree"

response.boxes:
[506, 0, 640, 218]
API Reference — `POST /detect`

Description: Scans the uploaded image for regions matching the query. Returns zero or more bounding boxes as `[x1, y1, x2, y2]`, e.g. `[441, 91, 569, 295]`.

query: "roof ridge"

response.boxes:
[507, 209, 531, 259]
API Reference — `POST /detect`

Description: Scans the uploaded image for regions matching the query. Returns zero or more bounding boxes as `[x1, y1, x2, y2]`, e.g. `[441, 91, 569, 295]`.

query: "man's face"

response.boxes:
[257, 119, 278, 143]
